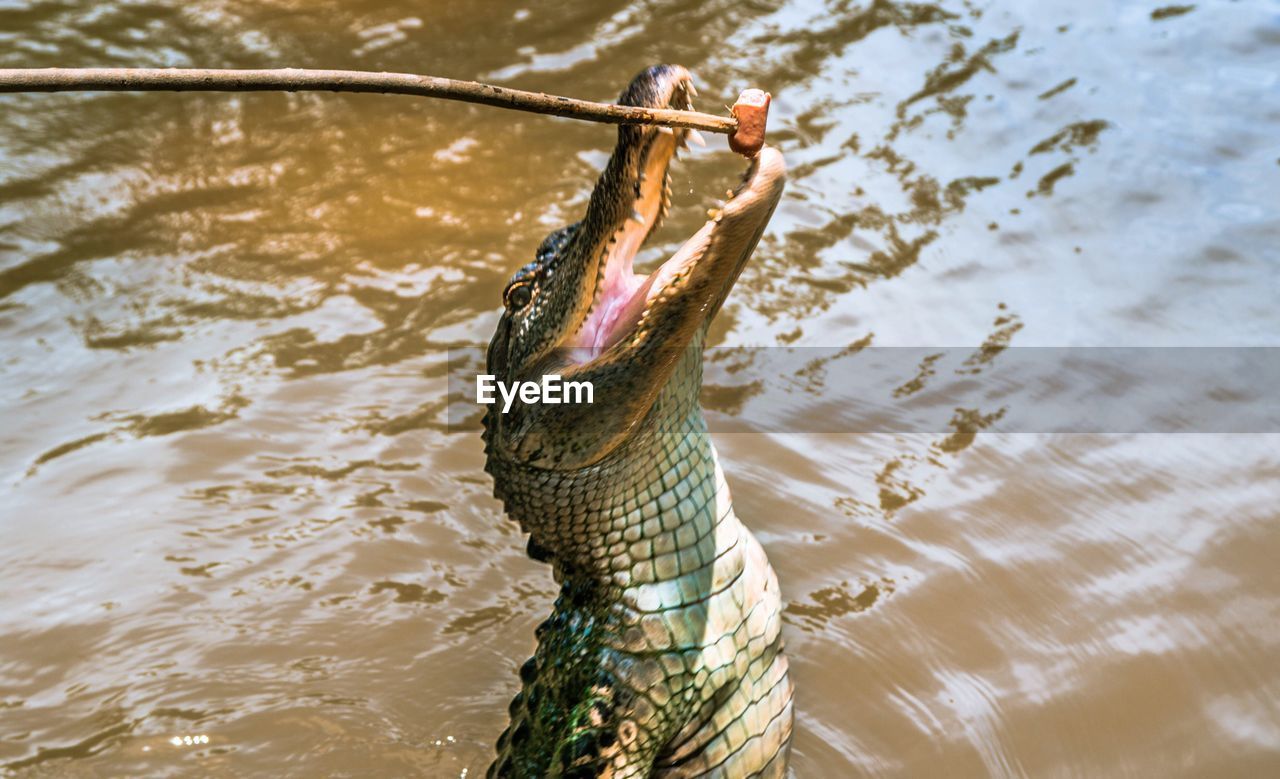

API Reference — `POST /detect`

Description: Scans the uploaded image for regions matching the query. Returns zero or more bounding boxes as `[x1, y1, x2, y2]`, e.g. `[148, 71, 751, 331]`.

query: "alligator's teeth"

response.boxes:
[686, 129, 706, 147]
[658, 126, 676, 136]
[707, 207, 722, 220]
[688, 84, 698, 98]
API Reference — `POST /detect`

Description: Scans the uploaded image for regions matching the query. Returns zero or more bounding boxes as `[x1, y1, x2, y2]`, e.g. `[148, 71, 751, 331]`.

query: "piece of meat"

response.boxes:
[729, 88, 771, 157]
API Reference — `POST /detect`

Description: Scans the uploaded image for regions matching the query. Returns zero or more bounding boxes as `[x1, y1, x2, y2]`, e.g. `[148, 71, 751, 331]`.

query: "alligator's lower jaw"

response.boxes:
[568, 145, 784, 361]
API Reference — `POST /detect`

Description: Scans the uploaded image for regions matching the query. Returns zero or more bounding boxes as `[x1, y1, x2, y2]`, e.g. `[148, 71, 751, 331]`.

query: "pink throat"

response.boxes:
[572, 255, 652, 356]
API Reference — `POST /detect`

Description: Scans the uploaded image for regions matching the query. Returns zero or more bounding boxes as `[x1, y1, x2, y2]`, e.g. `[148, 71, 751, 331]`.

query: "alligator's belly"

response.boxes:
[649, 523, 794, 777]
[492, 444, 793, 778]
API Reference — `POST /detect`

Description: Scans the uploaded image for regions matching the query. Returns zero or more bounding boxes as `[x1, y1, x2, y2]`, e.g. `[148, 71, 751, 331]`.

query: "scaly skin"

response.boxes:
[484, 66, 791, 778]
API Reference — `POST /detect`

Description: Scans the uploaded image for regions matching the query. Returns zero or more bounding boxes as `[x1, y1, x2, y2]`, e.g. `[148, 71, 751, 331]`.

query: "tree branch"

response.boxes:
[0, 68, 739, 135]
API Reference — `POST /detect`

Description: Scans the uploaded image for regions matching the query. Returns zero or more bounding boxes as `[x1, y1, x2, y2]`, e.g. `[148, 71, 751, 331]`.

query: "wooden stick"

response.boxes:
[0, 67, 739, 135]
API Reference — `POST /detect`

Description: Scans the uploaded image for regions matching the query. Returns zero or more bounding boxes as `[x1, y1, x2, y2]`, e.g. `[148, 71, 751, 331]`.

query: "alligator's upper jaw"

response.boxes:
[569, 144, 786, 360]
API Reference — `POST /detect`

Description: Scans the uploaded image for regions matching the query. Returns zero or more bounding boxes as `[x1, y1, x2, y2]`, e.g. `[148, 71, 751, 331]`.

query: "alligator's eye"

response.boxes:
[504, 280, 534, 311]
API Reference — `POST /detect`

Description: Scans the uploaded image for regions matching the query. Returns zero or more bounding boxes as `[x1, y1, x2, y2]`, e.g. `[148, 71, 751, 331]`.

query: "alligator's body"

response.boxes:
[483, 66, 791, 777]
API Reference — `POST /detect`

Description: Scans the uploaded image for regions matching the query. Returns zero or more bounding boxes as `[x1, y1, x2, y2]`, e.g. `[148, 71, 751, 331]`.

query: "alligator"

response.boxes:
[482, 65, 791, 778]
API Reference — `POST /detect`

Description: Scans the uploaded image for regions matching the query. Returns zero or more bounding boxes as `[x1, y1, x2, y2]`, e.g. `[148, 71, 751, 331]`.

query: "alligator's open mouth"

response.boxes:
[484, 65, 785, 470]
[566, 76, 785, 361]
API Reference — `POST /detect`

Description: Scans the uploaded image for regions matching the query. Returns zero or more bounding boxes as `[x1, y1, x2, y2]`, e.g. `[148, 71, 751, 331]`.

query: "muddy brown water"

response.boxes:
[2, 1, 1278, 776]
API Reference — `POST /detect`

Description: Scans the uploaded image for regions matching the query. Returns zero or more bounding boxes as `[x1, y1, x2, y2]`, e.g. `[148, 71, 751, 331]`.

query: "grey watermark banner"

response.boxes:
[445, 347, 1280, 434]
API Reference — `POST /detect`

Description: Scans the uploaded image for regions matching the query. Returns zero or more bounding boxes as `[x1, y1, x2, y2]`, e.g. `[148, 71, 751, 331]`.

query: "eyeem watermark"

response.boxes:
[448, 347, 1280, 432]
[475, 374, 594, 413]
